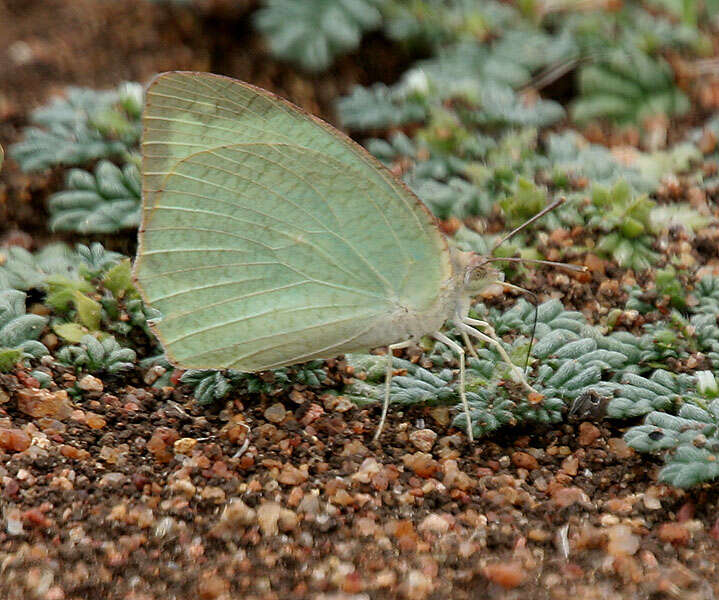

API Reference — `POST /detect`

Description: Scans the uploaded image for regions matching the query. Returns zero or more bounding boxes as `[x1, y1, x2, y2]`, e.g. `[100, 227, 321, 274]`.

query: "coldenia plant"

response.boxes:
[48, 160, 141, 233]
[0, 290, 49, 371]
[572, 48, 689, 126]
[254, 0, 384, 72]
[56, 334, 136, 374]
[10, 83, 142, 172]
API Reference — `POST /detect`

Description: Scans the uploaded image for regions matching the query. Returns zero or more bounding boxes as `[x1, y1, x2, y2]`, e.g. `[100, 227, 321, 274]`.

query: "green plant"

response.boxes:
[337, 83, 427, 130]
[48, 160, 141, 233]
[181, 369, 246, 405]
[383, 0, 519, 49]
[181, 359, 329, 405]
[56, 334, 136, 374]
[51, 258, 160, 343]
[0, 290, 49, 371]
[572, 48, 689, 125]
[9, 82, 142, 172]
[591, 184, 658, 270]
[625, 371, 719, 488]
[254, 0, 384, 72]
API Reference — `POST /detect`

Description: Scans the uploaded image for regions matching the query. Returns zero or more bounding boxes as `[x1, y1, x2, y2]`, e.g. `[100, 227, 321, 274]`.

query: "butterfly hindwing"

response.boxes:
[135, 72, 452, 370]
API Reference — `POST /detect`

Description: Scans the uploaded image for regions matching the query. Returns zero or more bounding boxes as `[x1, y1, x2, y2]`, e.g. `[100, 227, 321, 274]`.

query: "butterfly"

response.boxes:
[134, 71, 582, 442]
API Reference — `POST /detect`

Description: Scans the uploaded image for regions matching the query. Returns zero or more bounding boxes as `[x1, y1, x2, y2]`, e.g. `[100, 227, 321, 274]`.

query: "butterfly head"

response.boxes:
[454, 251, 504, 294]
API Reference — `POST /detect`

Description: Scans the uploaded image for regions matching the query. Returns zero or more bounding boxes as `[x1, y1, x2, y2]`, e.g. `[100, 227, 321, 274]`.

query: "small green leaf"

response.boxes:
[53, 322, 89, 343]
[0, 348, 21, 372]
[73, 291, 102, 330]
[102, 258, 134, 298]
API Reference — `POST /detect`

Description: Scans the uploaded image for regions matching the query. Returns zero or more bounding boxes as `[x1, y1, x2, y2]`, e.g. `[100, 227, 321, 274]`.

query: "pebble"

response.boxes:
[561, 455, 579, 476]
[213, 499, 256, 536]
[409, 429, 437, 452]
[17, 389, 72, 419]
[578, 422, 601, 446]
[264, 403, 286, 423]
[257, 501, 281, 536]
[277, 463, 308, 485]
[174, 438, 198, 455]
[511, 451, 539, 471]
[643, 488, 662, 510]
[418, 514, 450, 535]
[98, 472, 127, 488]
[402, 452, 439, 478]
[78, 374, 103, 393]
[608, 437, 634, 458]
[483, 562, 526, 589]
[403, 570, 434, 599]
[429, 406, 450, 426]
[442, 460, 474, 490]
[85, 412, 106, 429]
[0, 427, 31, 452]
[550, 486, 590, 508]
[197, 573, 229, 599]
[607, 524, 640, 556]
[170, 479, 196, 498]
[200, 486, 226, 503]
[657, 522, 690, 546]
[300, 403, 324, 425]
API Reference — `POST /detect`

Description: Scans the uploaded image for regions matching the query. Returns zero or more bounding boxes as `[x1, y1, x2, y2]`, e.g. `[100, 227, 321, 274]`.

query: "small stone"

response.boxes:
[418, 514, 450, 535]
[402, 452, 439, 478]
[578, 422, 601, 446]
[443, 459, 475, 490]
[17, 388, 72, 419]
[197, 573, 230, 600]
[6, 508, 23, 535]
[0, 427, 31, 452]
[643, 488, 662, 510]
[551, 486, 590, 508]
[277, 463, 308, 485]
[511, 451, 539, 470]
[98, 472, 126, 488]
[78, 374, 103, 393]
[143, 365, 166, 386]
[147, 427, 180, 463]
[170, 479, 196, 498]
[200, 486, 226, 503]
[561, 455, 579, 476]
[264, 403, 286, 423]
[403, 570, 434, 599]
[409, 429, 437, 452]
[658, 522, 690, 546]
[352, 457, 381, 483]
[278, 508, 299, 531]
[483, 562, 526, 589]
[85, 412, 106, 429]
[608, 437, 634, 458]
[429, 406, 450, 426]
[212, 498, 256, 538]
[257, 501, 281, 536]
[300, 403, 324, 425]
[607, 524, 640, 557]
[605, 497, 633, 515]
[331, 489, 354, 506]
[174, 438, 198, 455]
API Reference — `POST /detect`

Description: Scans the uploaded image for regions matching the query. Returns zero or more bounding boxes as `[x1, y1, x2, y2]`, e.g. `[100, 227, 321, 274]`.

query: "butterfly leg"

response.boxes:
[433, 331, 474, 443]
[458, 319, 538, 394]
[461, 329, 480, 360]
[374, 340, 414, 443]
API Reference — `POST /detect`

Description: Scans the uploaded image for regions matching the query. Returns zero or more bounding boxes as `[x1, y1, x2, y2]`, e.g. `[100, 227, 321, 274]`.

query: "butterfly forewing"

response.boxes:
[134, 72, 452, 370]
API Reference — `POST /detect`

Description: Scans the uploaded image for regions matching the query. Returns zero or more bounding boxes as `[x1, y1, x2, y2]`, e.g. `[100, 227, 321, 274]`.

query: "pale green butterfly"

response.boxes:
[134, 71, 555, 443]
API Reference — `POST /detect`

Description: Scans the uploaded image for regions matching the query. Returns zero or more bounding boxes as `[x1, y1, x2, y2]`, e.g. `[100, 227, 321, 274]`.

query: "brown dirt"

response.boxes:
[1, 2, 719, 600]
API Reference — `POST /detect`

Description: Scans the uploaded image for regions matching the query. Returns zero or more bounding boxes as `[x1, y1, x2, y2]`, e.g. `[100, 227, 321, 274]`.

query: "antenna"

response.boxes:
[484, 256, 587, 273]
[491, 196, 566, 253]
